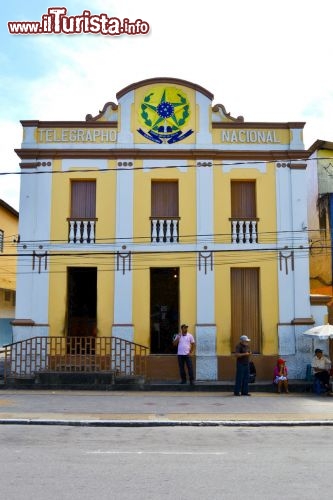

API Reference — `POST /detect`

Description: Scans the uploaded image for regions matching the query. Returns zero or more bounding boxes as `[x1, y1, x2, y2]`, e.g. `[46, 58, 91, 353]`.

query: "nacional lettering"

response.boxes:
[39, 128, 117, 143]
[221, 129, 281, 144]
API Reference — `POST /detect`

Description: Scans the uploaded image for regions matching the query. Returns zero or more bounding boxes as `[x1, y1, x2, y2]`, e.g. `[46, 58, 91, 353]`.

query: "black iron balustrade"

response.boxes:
[0, 336, 148, 382]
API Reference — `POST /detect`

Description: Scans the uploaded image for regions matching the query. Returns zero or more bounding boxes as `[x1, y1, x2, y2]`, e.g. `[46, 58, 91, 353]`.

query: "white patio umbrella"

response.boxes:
[302, 324, 333, 340]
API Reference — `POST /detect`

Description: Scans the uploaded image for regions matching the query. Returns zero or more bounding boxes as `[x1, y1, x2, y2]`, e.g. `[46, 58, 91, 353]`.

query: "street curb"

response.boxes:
[1, 419, 333, 427]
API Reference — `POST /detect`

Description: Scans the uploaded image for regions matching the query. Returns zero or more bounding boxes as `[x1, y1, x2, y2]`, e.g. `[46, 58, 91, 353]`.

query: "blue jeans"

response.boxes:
[178, 355, 194, 382]
[234, 363, 250, 395]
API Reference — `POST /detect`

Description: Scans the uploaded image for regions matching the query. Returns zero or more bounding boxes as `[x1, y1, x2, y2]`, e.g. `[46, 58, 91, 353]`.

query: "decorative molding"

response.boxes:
[198, 251, 213, 274]
[36, 161, 52, 167]
[223, 161, 266, 173]
[289, 163, 307, 170]
[291, 318, 315, 325]
[19, 162, 40, 169]
[14, 147, 310, 162]
[32, 251, 48, 273]
[116, 77, 214, 101]
[18, 161, 53, 170]
[85, 102, 118, 122]
[279, 250, 294, 274]
[20, 120, 117, 128]
[211, 103, 244, 122]
[11, 319, 35, 326]
[10, 320, 49, 327]
[116, 251, 132, 274]
[196, 161, 212, 168]
[62, 159, 107, 171]
[310, 294, 332, 306]
[117, 160, 134, 168]
[214, 121, 305, 129]
[112, 323, 134, 327]
[276, 161, 307, 170]
[276, 162, 290, 168]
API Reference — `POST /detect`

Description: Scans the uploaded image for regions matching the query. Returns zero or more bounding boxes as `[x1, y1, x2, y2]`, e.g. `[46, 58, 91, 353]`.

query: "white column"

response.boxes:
[276, 164, 295, 322]
[112, 161, 134, 342]
[276, 163, 296, 355]
[14, 161, 52, 341]
[113, 266, 134, 342]
[15, 165, 36, 325]
[275, 162, 311, 362]
[195, 162, 217, 380]
[290, 165, 311, 318]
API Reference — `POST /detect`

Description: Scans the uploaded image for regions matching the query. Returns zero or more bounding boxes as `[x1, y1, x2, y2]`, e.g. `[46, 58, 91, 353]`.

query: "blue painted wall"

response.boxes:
[0, 318, 13, 346]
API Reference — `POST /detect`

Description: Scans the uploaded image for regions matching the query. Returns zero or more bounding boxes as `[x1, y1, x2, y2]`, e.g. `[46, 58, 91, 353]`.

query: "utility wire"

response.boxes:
[0, 156, 330, 177]
[0, 228, 322, 246]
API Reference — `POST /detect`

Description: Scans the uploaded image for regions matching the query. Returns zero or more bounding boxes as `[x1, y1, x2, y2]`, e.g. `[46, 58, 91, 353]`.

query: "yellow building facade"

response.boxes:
[0, 199, 18, 345]
[14, 78, 316, 380]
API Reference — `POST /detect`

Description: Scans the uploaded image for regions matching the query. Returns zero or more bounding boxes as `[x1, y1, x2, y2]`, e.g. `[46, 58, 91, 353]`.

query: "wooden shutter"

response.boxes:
[151, 181, 178, 217]
[71, 181, 96, 218]
[231, 181, 256, 218]
[231, 268, 261, 353]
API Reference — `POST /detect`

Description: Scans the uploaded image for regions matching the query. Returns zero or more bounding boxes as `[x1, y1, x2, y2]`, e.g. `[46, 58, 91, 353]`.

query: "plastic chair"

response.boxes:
[304, 364, 313, 392]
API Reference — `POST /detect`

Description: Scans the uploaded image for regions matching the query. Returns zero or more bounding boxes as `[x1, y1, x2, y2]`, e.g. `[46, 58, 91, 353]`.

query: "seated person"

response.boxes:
[311, 348, 332, 394]
[273, 358, 289, 393]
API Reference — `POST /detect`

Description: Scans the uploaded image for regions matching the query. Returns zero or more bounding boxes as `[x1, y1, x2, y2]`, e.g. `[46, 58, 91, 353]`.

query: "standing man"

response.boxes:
[234, 335, 252, 396]
[173, 324, 195, 385]
[311, 348, 332, 394]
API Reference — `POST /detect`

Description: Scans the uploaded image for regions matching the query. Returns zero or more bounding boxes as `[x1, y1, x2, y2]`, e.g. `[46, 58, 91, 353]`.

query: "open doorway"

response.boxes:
[67, 267, 97, 338]
[150, 267, 179, 354]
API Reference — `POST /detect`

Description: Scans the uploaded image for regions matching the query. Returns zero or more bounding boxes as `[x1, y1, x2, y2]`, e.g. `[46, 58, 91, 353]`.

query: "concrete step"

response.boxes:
[136, 380, 313, 393]
[0, 376, 313, 392]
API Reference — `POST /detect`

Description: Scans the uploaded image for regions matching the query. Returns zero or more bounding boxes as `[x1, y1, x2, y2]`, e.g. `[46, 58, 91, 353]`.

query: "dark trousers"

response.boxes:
[314, 371, 330, 388]
[234, 363, 249, 395]
[178, 355, 194, 382]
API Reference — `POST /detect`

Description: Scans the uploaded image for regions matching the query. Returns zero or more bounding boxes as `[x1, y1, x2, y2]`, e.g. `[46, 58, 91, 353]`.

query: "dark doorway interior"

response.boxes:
[150, 267, 179, 354]
[67, 267, 97, 338]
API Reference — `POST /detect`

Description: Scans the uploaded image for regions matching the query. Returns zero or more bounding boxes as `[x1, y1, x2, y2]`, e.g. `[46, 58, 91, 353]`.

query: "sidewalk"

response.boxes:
[1, 389, 333, 427]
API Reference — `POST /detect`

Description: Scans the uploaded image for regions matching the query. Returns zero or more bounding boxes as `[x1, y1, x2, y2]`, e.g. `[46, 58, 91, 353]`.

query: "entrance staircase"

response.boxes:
[0, 336, 148, 389]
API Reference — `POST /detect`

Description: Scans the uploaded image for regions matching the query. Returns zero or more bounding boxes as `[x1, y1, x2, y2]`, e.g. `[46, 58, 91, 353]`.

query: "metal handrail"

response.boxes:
[1, 336, 149, 382]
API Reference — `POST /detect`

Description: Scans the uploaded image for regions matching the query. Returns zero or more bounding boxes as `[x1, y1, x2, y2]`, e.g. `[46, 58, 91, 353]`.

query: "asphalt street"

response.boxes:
[1, 425, 332, 500]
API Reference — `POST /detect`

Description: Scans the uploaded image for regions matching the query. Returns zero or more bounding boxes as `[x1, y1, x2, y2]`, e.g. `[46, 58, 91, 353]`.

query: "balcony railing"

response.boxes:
[230, 218, 258, 244]
[150, 217, 180, 243]
[1, 336, 148, 381]
[68, 218, 97, 244]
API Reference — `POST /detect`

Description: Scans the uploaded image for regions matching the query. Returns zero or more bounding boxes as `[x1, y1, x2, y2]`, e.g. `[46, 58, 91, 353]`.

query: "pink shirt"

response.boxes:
[176, 333, 195, 355]
[273, 365, 288, 380]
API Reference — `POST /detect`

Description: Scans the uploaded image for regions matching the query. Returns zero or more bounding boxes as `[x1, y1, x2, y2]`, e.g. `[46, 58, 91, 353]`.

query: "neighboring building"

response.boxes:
[13, 77, 323, 380]
[307, 140, 333, 295]
[0, 199, 18, 346]
[307, 140, 333, 360]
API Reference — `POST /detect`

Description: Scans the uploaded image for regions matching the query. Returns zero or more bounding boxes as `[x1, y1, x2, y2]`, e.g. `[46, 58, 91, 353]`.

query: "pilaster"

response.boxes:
[112, 160, 134, 341]
[195, 160, 217, 380]
[276, 161, 312, 362]
[14, 161, 52, 341]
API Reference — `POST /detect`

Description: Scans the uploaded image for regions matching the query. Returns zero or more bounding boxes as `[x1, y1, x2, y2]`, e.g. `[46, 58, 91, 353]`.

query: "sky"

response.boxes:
[1, 0, 333, 211]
